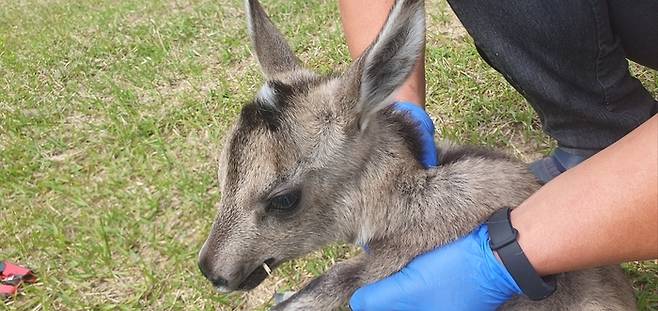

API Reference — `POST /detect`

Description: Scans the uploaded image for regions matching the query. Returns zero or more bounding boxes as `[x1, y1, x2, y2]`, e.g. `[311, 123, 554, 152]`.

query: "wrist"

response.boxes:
[510, 206, 551, 276]
[487, 208, 557, 300]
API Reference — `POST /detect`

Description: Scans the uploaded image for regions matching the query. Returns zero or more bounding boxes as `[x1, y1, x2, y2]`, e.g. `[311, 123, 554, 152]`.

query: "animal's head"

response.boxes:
[198, 0, 425, 292]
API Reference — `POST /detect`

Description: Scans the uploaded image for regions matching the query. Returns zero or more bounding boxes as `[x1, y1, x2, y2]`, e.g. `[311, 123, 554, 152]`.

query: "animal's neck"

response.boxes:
[335, 129, 538, 253]
[337, 115, 430, 246]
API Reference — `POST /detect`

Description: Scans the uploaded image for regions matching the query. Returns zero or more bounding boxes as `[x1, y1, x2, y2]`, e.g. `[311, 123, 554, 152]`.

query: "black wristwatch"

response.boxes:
[486, 207, 557, 300]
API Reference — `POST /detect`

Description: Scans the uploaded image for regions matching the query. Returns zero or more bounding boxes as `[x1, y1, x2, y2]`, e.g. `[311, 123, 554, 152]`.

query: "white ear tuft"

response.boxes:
[256, 83, 277, 107]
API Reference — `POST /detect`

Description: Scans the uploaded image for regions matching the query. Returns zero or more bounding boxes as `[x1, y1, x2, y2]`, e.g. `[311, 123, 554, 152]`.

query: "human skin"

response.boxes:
[339, 0, 658, 281]
[513, 115, 658, 276]
[338, 0, 426, 107]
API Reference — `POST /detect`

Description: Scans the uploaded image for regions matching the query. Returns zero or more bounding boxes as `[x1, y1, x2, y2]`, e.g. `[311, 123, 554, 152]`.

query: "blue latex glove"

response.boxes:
[392, 102, 438, 168]
[350, 225, 522, 311]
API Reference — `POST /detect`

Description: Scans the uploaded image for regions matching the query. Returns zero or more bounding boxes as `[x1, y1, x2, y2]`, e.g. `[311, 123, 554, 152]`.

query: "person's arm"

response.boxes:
[339, 0, 426, 107]
[351, 115, 658, 311]
[514, 114, 658, 275]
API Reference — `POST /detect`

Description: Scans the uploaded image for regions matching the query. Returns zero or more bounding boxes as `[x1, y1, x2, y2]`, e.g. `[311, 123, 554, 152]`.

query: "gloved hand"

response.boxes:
[350, 225, 521, 311]
[392, 102, 438, 168]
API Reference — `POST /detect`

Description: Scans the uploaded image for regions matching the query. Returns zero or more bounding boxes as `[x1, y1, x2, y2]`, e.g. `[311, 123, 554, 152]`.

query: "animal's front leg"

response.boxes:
[271, 254, 367, 311]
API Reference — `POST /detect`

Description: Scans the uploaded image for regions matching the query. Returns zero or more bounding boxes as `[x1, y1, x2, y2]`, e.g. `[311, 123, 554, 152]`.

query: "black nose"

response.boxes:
[198, 261, 228, 287]
[210, 276, 228, 288]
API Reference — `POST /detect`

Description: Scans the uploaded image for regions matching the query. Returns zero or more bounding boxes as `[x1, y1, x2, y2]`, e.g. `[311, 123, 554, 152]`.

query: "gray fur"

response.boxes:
[198, 0, 637, 309]
[245, 0, 300, 78]
[356, 0, 425, 130]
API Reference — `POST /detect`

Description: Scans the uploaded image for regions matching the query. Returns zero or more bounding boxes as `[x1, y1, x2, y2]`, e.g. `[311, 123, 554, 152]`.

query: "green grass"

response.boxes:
[1, 0, 656, 310]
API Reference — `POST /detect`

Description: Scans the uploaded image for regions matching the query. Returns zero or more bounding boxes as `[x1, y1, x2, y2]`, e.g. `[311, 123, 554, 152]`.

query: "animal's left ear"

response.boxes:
[342, 0, 425, 130]
[245, 0, 301, 78]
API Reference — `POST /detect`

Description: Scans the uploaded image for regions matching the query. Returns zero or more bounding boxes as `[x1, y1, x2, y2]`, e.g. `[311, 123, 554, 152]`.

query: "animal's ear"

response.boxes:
[343, 0, 425, 130]
[245, 0, 301, 78]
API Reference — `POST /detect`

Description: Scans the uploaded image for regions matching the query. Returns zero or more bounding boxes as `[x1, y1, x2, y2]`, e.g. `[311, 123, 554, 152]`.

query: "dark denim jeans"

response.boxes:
[447, 0, 658, 154]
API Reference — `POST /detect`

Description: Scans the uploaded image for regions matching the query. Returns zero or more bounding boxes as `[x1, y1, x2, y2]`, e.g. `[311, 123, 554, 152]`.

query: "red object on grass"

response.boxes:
[0, 261, 36, 299]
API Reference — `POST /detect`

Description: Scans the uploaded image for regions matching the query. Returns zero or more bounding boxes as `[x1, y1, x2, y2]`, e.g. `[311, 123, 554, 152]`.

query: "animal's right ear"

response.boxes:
[341, 0, 425, 131]
[245, 0, 301, 79]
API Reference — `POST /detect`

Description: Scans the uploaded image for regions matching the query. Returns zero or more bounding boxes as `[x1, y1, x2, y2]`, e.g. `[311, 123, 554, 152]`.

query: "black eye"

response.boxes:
[268, 191, 301, 212]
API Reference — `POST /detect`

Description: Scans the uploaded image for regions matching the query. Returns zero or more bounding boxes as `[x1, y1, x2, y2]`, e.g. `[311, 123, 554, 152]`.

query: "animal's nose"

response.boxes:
[210, 275, 228, 288]
[198, 260, 229, 287]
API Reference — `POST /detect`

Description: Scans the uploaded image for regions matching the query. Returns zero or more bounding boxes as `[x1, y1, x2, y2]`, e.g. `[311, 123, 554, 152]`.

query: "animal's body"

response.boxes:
[198, 0, 637, 309]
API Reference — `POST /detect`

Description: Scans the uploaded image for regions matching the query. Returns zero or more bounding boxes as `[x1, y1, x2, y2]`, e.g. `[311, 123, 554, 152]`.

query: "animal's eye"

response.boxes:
[267, 191, 301, 211]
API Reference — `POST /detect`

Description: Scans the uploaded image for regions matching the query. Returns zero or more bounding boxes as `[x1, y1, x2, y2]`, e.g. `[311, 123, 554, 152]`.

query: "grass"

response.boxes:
[0, 0, 656, 309]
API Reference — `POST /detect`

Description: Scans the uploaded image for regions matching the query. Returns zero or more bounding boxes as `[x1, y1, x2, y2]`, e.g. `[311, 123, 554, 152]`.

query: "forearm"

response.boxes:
[513, 115, 658, 275]
[338, 0, 426, 106]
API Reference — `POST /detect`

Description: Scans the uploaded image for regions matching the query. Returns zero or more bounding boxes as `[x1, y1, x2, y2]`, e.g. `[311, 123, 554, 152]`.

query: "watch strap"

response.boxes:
[487, 208, 557, 300]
